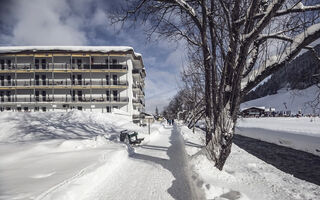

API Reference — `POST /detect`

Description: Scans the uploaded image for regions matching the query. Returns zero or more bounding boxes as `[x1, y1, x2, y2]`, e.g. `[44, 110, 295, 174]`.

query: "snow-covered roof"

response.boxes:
[0, 46, 142, 59]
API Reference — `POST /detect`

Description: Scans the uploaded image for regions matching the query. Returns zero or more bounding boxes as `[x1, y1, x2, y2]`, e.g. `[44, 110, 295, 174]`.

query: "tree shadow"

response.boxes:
[130, 125, 204, 200]
[185, 141, 204, 148]
[233, 134, 320, 185]
[5, 112, 122, 143]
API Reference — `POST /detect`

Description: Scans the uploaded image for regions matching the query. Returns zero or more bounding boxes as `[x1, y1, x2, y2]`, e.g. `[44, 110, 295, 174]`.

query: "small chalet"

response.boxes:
[241, 106, 265, 117]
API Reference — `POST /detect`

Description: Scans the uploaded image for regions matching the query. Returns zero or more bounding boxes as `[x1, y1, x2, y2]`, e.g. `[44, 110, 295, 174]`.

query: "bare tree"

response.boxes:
[113, 0, 320, 170]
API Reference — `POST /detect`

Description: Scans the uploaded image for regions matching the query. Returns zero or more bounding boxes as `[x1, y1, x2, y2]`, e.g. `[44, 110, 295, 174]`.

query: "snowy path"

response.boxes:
[86, 125, 205, 200]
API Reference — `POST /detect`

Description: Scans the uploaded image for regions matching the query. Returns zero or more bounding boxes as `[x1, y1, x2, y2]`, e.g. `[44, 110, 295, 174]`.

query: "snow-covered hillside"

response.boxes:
[0, 111, 162, 200]
[241, 85, 320, 114]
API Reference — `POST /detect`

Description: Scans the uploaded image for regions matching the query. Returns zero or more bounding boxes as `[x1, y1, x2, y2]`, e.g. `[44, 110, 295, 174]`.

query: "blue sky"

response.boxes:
[0, 0, 186, 113]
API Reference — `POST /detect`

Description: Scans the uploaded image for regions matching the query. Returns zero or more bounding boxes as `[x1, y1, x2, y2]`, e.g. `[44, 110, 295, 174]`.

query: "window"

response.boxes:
[106, 106, 110, 113]
[17, 107, 22, 112]
[72, 90, 76, 101]
[0, 60, 4, 70]
[77, 106, 82, 110]
[42, 91, 46, 101]
[106, 75, 109, 85]
[0, 76, 4, 86]
[112, 59, 117, 64]
[42, 107, 47, 112]
[6, 91, 11, 102]
[6, 107, 11, 111]
[106, 90, 110, 101]
[77, 59, 82, 69]
[7, 75, 11, 86]
[42, 75, 46, 85]
[7, 60, 11, 68]
[35, 75, 40, 85]
[77, 74, 82, 85]
[0, 91, 3, 102]
[24, 107, 28, 112]
[113, 75, 117, 85]
[1, 107, 5, 112]
[35, 59, 39, 69]
[72, 59, 75, 69]
[113, 106, 118, 110]
[34, 107, 39, 111]
[41, 59, 46, 69]
[113, 90, 118, 101]
[35, 91, 39, 101]
[78, 90, 82, 101]
[71, 75, 75, 85]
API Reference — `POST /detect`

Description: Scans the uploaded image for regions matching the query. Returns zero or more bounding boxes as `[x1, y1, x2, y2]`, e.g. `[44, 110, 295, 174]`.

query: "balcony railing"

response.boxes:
[0, 97, 129, 103]
[0, 80, 128, 87]
[0, 63, 127, 71]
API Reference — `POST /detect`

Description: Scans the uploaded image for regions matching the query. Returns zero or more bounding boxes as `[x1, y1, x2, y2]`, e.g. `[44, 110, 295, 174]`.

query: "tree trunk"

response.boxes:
[206, 106, 235, 170]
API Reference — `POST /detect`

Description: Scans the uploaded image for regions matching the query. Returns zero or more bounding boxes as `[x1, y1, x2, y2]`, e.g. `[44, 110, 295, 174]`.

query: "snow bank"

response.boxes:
[236, 117, 320, 156]
[241, 85, 320, 115]
[178, 124, 320, 200]
[0, 111, 161, 200]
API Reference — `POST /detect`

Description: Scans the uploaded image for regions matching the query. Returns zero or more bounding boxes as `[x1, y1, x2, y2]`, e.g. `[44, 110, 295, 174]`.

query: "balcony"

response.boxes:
[0, 63, 128, 73]
[0, 80, 128, 90]
[0, 97, 129, 104]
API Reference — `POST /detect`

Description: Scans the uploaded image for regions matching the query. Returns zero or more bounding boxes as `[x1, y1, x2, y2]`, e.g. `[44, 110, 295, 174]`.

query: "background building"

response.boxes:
[0, 46, 145, 117]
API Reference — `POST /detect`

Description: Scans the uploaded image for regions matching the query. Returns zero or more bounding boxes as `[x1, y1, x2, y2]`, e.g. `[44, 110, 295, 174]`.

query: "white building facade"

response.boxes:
[0, 46, 145, 117]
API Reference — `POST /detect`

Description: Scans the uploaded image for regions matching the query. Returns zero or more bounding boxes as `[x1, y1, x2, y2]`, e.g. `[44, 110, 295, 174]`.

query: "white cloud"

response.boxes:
[7, 0, 87, 45]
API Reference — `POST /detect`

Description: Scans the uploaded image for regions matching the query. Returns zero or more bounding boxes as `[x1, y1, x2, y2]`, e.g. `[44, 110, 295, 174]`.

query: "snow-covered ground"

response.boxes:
[0, 111, 205, 200]
[241, 85, 320, 115]
[236, 117, 320, 156]
[0, 111, 162, 200]
[1, 111, 319, 200]
[179, 125, 320, 200]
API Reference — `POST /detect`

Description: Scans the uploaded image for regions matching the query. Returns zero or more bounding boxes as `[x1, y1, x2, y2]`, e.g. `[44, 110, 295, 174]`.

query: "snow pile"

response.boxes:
[0, 111, 159, 200]
[0, 46, 142, 58]
[178, 125, 320, 200]
[241, 85, 320, 114]
[236, 117, 320, 156]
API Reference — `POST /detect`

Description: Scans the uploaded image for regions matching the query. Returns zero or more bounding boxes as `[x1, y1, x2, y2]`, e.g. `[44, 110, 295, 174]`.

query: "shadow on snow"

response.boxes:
[130, 125, 204, 200]
[233, 134, 320, 186]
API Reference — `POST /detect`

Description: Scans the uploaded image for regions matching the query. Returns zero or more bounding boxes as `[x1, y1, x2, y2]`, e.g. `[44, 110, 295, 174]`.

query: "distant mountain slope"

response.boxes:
[243, 45, 320, 102]
[241, 85, 319, 115]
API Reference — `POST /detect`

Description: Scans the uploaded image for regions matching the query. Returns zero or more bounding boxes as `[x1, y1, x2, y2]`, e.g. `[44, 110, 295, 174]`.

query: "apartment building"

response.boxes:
[0, 46, 145, 117]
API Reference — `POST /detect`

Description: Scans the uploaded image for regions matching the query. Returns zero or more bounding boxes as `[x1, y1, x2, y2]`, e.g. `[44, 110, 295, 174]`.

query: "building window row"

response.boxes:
[0, 75, 128, 86]
[0, 58, 126, 70]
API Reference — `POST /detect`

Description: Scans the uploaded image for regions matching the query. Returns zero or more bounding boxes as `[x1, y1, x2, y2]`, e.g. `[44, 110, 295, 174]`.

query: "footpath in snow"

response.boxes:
[90, 124, 205, 200]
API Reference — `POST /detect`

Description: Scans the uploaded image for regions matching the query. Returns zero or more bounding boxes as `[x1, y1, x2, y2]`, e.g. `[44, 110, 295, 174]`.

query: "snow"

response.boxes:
[0, 46, 142, 58]
[293, 2, 304, 9]
[1, 110, 319, 199]
[0, 112, 205, 199]
[179, 123, 320, 200]
[236, 117, 320, 156]
[0, 111, 158, 199]
[241, 85, 320, 115]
